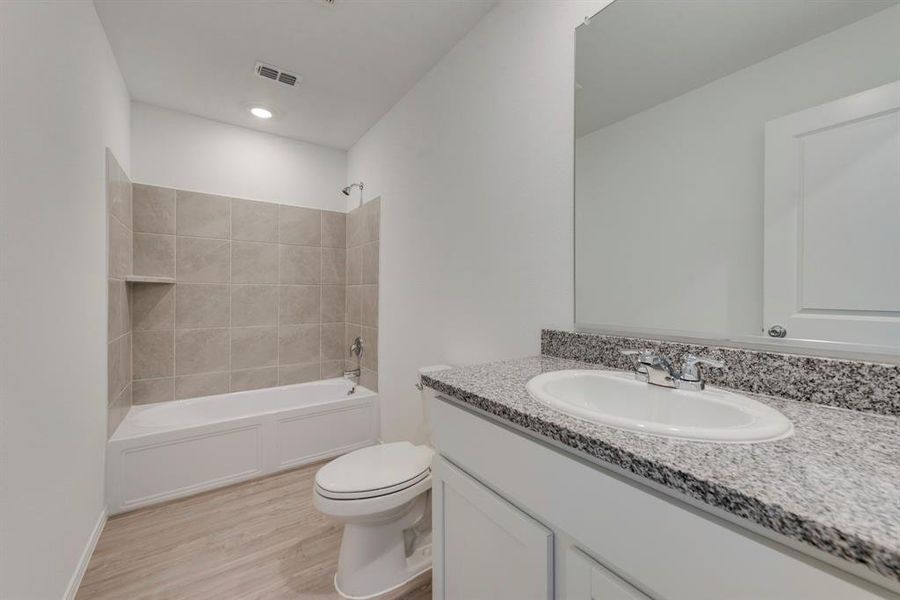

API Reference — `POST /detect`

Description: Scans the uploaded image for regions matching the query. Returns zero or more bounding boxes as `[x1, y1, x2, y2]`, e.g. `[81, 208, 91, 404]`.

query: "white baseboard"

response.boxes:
[63, 508, 107, 600]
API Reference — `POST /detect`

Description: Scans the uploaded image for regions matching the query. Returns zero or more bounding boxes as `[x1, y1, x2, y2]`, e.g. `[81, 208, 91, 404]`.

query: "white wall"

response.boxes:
[348, 0, 609, 442]
[131, 102, 348, 211]
[0, 2, 131, 598]
[575, 6, 900, 338]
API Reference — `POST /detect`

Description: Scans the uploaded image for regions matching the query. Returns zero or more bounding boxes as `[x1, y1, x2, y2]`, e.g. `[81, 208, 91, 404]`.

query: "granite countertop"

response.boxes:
[421, 356, 900, 583]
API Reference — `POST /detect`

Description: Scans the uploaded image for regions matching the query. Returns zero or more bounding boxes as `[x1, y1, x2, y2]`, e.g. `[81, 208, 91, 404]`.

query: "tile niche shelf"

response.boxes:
[124, 275, 175, 284]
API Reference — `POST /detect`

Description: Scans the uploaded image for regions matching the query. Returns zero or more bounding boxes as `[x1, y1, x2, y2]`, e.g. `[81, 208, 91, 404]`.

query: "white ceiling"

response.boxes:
[94, 0, 496, 150]
[575, 0, 898, 137]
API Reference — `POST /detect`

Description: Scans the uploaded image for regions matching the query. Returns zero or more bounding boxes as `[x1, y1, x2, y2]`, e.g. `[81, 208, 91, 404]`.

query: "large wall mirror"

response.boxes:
[575, 0, 900, 357]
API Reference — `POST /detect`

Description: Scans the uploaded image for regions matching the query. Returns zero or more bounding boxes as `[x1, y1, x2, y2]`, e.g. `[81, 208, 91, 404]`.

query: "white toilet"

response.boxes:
[313, 365, 452, 599]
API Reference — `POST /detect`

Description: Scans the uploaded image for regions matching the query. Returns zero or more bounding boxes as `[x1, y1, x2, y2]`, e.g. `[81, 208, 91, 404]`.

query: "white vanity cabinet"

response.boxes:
[428, 395, 900, 600]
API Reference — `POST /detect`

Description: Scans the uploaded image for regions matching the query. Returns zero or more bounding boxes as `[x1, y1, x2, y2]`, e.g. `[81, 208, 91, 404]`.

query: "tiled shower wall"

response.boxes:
[128, 185, 380, 403]
[107, 150, 133, 435]
[345, 198, 380, 391]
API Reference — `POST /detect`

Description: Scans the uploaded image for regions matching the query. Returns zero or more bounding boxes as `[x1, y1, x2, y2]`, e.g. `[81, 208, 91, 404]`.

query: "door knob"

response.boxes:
[767, 325, 787, 338]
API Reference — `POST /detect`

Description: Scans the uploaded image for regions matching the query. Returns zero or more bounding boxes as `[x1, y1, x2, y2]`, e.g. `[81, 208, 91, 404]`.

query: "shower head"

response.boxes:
[342, 182, 364, 196]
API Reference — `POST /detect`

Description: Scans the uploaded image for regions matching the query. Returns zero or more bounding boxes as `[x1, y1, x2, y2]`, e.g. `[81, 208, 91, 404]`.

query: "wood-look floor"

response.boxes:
[76, 462, 432, 600]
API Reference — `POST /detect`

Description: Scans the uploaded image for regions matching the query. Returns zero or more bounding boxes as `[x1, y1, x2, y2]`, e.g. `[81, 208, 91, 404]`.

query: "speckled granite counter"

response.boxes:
[421, 356, 900, 583]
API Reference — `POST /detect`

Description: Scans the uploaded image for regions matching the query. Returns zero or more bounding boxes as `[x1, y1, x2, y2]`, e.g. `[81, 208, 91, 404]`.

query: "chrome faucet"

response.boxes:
[642, 354, 679, 387]
[677, 354, 725, 390]
[344, 336, 363, 391]
[620, 350, 723, 391]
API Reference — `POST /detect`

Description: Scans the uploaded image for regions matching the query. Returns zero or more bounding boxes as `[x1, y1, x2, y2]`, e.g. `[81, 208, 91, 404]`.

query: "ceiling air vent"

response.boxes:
[254, 61, 302, 88]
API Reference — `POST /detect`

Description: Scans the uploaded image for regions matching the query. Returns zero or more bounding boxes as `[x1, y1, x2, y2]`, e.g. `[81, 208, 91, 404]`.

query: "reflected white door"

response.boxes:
[764, 81, 900, 350]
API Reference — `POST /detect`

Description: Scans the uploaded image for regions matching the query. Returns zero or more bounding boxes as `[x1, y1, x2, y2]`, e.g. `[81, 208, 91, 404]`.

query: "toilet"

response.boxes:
[313, 365, 453, 599]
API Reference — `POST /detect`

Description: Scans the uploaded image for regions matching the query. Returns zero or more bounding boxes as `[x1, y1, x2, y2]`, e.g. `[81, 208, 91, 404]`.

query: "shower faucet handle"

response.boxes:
[349, 336, 364, 359]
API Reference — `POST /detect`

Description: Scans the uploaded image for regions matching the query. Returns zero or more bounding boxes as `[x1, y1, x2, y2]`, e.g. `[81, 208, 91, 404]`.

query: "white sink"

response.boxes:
[526, 370, 793, 443]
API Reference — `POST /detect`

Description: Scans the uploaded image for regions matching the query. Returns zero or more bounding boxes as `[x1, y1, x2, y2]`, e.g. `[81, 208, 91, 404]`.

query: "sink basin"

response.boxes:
[526, 370, 793, 443]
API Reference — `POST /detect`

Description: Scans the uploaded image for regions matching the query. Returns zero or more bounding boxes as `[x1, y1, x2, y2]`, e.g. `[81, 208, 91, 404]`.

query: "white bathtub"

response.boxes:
[106, 378, 378, 514]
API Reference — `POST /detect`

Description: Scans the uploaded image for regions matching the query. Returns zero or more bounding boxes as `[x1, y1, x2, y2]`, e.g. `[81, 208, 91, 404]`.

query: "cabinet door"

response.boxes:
[432, 455, 553, 600]
[565, 547, 652, 600]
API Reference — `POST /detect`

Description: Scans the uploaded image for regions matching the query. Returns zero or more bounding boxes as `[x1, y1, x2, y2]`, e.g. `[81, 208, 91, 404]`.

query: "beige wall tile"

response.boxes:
[232, 198, 278, 242]
[360, 368, 378, 392]
[345, 323, 361, 354]
[133, 184, 175, 234]
[278, 205, 321, 246]
[232, 285, 277, 327]
[176, 237, 230, 283]
[175, 284, 230, 329]
[107, 334, 130, 400]
[322, 248, 346, 285]
[346, 285, 361, 324]
[360, 285, 378, 327]
[133, 330, 174, 379]
[361, 242, 379, 284]
[321, 285, 345, 324]
[278, 324, 320, 365]
[108, 180, 372, 403]
[347, 206, 363, 248]
[232, 241, 278, 284]
[279, 245, 320, 284]
[231, 367, 278, 392]
[108, 279, 129, 341]
[106, 150, 132, 228]
[362, 198, 380, 244]
[176, 190, 230, 238]
[321, 360, 345, 379]
[278, 363, 320, 386]
[231, 326, 277, 370]
[108, 384, 131, 438]
[175, 328, 229, 375]
[131, 282, 175, 331]
[175, 372, 230, 400]
[133, 378, 174, 405]
[279, 285, 320, 325]
[346, 245, 362, 285]
[133, 233, 175, 278]
[361, 326, 377, 371]
[322, 211, 346, 248]
[109, 215, 132, 278]
[321, 323, 345, 361]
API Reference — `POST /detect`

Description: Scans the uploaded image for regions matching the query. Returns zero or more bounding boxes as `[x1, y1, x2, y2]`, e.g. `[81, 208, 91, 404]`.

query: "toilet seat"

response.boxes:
[315, 441, 433, 500]
[316, 469, 430, 500]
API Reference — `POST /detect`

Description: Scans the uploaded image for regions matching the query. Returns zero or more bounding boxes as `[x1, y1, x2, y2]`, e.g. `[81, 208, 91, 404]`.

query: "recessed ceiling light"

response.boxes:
[250, 107, 273, 119]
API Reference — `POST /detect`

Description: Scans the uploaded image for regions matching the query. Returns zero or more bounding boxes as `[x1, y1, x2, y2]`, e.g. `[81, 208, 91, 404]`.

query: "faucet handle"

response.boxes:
[679, 354, 724, 382]
[620, 349, 652, 378]
[349, 336, 364, 359]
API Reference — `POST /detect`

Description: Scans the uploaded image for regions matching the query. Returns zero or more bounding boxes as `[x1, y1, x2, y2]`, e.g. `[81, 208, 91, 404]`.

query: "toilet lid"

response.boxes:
[315, 442, 433, 496]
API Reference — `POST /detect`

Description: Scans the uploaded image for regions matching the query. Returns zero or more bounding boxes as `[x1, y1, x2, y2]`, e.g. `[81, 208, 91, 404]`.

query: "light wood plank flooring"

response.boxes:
[76, 462, 432, 600]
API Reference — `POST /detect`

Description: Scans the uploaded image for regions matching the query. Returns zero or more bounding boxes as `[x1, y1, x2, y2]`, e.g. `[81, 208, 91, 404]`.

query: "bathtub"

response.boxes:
[106, 378, 378, 514]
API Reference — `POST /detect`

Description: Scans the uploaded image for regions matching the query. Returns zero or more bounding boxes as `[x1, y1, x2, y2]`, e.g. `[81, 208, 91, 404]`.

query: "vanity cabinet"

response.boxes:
[432, 456, 553, 600]
[428, 395, 900, 600]
[565, 547, 651, 600]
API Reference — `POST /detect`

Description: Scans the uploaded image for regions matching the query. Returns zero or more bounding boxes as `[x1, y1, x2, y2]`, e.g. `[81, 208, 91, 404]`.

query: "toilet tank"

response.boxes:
[416, 365, 454, 445]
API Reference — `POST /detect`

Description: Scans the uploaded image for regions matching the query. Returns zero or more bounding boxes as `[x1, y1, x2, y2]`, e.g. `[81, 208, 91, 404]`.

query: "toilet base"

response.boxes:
[333, 562, 431, 600]
[333, 493, 432, 599]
